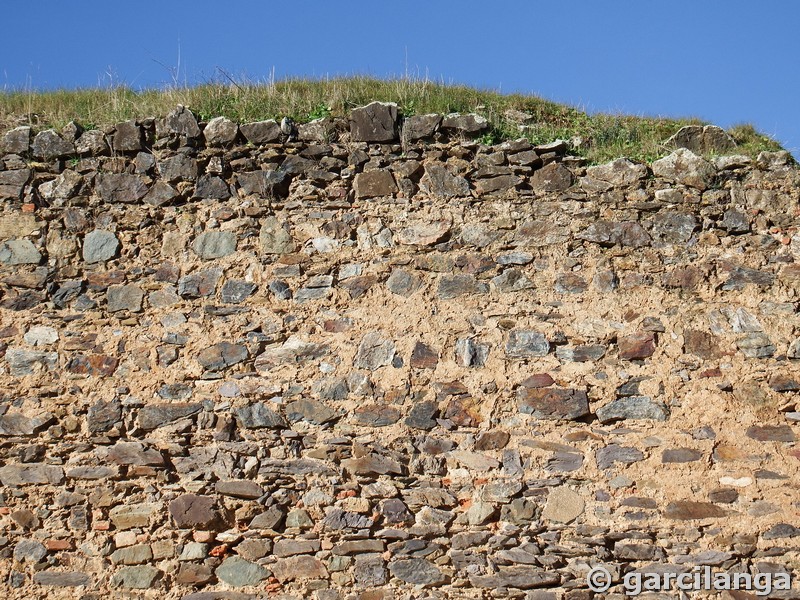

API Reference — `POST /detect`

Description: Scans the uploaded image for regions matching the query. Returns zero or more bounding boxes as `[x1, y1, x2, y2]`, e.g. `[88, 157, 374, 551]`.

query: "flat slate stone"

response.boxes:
[235, 402, 286, 429]
[518, 387, 589, 420]
[662, 447, 704, 463]
[33, 571, 91, 587]
[505, 329, 550, 357]
[469, 566, 561, 589]
[0, 239, 41, 265]
[746, 424, 796, 442]
[197, 342, 248, 371]
[596, 396, 669, 423]
[664, 501, 728, 520]
[192, 231, 237, 259]
[285, 398, 338, 425]
[110, 565, 161, 589]
[137, 403, 202, 430]
[270, 555, 328, 582]
[170, 494, 218, 528]
[596, 444, 644, 469]
[541, 487, 585, 523]
[0, 463, 64, 486]
[350, 101, 398, 142]
[354, 331, 395, 370]
[389, 558, 447, 586]
[215, 480, 264, 499]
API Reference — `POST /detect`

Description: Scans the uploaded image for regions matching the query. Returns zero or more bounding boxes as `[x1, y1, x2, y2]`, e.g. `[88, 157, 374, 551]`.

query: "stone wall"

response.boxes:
[0, 102, 799, 599]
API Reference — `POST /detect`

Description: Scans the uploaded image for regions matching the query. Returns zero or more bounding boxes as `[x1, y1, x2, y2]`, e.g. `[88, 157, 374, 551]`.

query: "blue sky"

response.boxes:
[2, 1, 798, 157]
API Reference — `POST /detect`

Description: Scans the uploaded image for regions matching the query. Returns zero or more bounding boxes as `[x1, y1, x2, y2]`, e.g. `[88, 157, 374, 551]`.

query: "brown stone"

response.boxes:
[410, 341, 439, 369]
[618, 331, 656, 360]
[169, 494, 218, 528]
[530, 162, 573, 192]
[684, 330, 721, 359]
[520, 373, 555, 388]
[66, 354, 119, 377]
[746, 425, 796, 442]
[270, 555, 328, 582]
[517, 387, 590, 420]
[664, 501, 729, 520]
[353, 170, 397, 199]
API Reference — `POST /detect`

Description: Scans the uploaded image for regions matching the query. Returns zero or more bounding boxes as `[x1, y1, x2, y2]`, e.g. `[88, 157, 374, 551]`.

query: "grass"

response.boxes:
[0, 76, 785, 164]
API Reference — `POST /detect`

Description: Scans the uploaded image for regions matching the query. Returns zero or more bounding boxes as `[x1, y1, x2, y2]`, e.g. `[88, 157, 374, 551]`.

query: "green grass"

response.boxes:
[0, 76, 784, 164]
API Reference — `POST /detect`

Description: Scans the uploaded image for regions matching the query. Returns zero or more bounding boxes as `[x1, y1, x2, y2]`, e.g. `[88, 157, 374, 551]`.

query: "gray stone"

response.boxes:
[762, 523, 800, 539]
[0, 463, 63, 486]
[350, 101, 398, 142]
[470, 566, 560, 589]
[492, 268, 534, 292]
[259, 216, 295, 254]
[585, 158, 647, 186]
[420, 164, 470, 197]
[271, 555, 328, 583]
[33, 572, 91, 587]
[455, 337, 490, 367]
[437, 274, 488, 299]
[596, 396, 670, 423]
[138, 403, 202, 430]
[556, 345, 606, 362]
[96, 173, 149, 203]
[82, 229, 120, 263]
[652, 212, 697, 244]
[737, 332, 776, 358]
[105, 441, 164, 466]
[664, 501, 728, 520]
[204, 116, 239, 145]
[237, 170, 291, 198]
[386, 269, 421, 296]
[32, 129, 75, 159]
[240, 120, 281, 144]
[192, 231, 237, 259]
[111, 544, 153, 565]
[506, 329, 550, 357]
[667, 125, 736, 154]
[662, 448, 704, 463]
[403, 114, 441, 140]
[530, 162, 573, 192]
[75, 129, 109, 155]
[596, 444, 644, 469]
[144, 180, 179, 206]
[163, 105, 201, 139]
[389, 558, 447, 586]
[221, 280, 257, 303]
[235, 402, 286, 429]
[0, 412, 52, 436]
[194, 175, 231, 200]
[721, 208, 750, 233]
[1, 126, 31, 154]
[441, 113, 489, 134]
[354, 170, 397, 198]
[107, 284, 144, 312]
[0, 239, 41, 265]
[0, 168, 31, 200]
[578, 220, 651, 247]
[197, 342, 248, 371]
[111, 565, 161, 589]
[109, 503, 159, 529]
[652, 148, 716, 190]
[178, 268, 222, 297]
[216, 480, 264, 499]
[13, 538, 47, 562]
[354, 331, 395, 370]
[158, 154, 198, 182]
[5, 348, 59, 376]
[112, 120, 143, 152]
[286, 398, 338, 425]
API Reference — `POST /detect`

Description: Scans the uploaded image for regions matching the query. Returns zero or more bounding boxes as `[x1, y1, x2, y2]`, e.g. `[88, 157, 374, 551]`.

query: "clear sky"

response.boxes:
[2, 1, 798, 157]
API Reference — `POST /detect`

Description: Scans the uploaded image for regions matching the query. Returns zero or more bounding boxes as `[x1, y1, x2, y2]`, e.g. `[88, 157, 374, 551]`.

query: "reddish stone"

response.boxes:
[340, 275, 377, 299]
[517, 387, 589, 420]
[410, 342, 439, 369]
[746, 425, 796, 442]
[86, 271, 126, 291]
[66, 354, 118, 377]
[663, 266, 704, 289]
[664, 501, 728, 520]
[618, 331, 656, 360]
[443, 397, 481, 427]
[169, 494, 219, 529]
[520, 373, 555, 388]
[684, 330, 721, 359]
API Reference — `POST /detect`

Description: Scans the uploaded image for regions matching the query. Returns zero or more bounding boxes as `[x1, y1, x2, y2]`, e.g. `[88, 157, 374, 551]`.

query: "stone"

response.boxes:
[652, 212, 697, 244]
[221, 280, 257, 303]
[578, 220, 651, 247]
[33, 572, 91, 587]
[163, 105, 201, 139]
[111, 544, 153, 565]
[13, 538, 47, 563]
[235, 402, 286, 429]
[470, 566, 561, 590]
[684, 330, 721, 359]
[158, 154, 198, 182]
[386, 269, 421, 296]
[556, 345, 606, 362]
[109, 503, 159, 529]
[585, 158, 647, 185]
[259, 216, 295, 254]
[721, 209, 750, 233]
[506, 329, 550, 357]
[286, 398, 338, 425]
[441, 113, 489, 134]
[138, 403, 202, 430]
[530, 162, 573, 192]
[455, 337, 490, 367]
[342, 455, 402, 475]
[0, 239, 41, 265]
[1, 125, 31, 154]
[354, 331, 395, 370]
[396, 217, 452, 246]
[240, 120, 281, 144]
[0, 412, 52, 436]
[662, 448, 703, 462]
[273, 539, 319, 557]
[475, 430, 510, 451]
[144, 180, 179, 206]
[350, 101, 398, 142]
[0, 168, 31, 200]
[204, 116, 238, 145]
[541, 487, 585, 523]
[237, 170, 291, 198]
[737, 333, 775, 358]
[596, 396, 669, 423]
[192, 231, 237, 259]
[112, 120, 143, 152]
[170, 494, 218, 528]
[107, 284, 144, 312]
[354, 170, 397, 198]
[32, 129, 75, 159]
[389, 558, 447, 586]
[105, 441, 164, 466]
[216, 480, 264, 499]
[746, 425, 795, 442]
[75, 129, 109, 155]
[664, 501, 728, 520]
[353, 404, 401, 427]
[111, 566, 161, 589]
[96, 173, 149, 203]
[271, 555, 328, 582]
[596, 444, 644, 469]
[618, 331, 656, 359]
[667, 125, 736, 154]
[474, 174, 522, 195]
[652, 148, 716, 190]
[403, 114, 442, 140]
[195, 175, 231, 199]
[762, 523, 800, 539]
[197, 342, 248, 371]
[82, 230, 120, 263]
[179, 268, 222, 297]
[437, 274, 488, 298]
[420, 164, 470, 197]
[518, 387, 590, 420]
